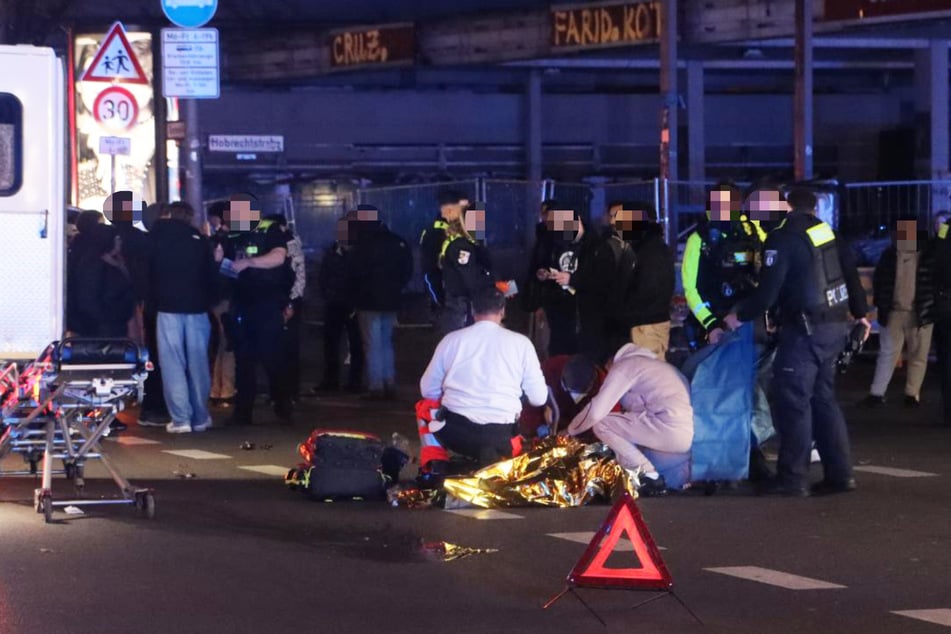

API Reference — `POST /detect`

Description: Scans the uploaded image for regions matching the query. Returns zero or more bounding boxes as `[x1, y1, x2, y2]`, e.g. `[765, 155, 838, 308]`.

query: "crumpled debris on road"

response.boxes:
[420, 541, 499, 562]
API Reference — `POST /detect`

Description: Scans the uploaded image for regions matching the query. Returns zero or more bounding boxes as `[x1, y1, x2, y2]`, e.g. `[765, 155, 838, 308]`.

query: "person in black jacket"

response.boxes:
[137, 202, 171, 427]
[66, 209, 105, 334]
[524, 208, 584, 356]
[551, 205, 620, 364]
[618, 204, 675, 358]
[316, 212, 364, 392]
[150, 201, 218, 434]
[934, 215, 951, 425]
[348, 206, 413, 399]
[865, 215, 936, 407]
[72, 223, 136, 338]
[438, 207, 495, 336]
[419, 190, 466, 314]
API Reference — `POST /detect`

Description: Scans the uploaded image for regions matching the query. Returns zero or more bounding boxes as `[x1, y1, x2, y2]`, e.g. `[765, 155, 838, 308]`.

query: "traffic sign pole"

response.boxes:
[183, 99, 203, 226]
[159, 0, 218, 228]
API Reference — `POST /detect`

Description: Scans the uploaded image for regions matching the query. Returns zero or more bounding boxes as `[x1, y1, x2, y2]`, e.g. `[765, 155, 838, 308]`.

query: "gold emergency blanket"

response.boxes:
[442, 436, 637, 508]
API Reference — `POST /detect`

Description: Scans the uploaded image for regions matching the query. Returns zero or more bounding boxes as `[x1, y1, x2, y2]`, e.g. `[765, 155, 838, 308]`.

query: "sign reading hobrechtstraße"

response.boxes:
[208, 135, 284, 153]
[550, 1, 662, 51]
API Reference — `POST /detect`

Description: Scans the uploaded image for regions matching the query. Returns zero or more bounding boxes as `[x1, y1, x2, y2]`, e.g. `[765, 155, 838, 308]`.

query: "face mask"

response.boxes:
[567, 390, 587, 404]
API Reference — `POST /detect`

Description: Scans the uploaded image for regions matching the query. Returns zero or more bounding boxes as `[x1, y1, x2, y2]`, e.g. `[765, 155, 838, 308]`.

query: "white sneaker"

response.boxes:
[192, 418, 213, 433]
[810, 448, 821, 463]
[166, 422, 192, 434]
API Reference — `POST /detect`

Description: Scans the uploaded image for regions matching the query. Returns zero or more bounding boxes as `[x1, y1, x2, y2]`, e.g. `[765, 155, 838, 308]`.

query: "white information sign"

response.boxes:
[99, 136, 132, 155]
[161, 28, 220, 99]
[208, 135, 285, 153]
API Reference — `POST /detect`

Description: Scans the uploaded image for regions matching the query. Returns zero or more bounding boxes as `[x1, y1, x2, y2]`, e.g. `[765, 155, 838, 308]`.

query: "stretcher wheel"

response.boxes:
[42, 497, 53, 524]
[136, 492, 155, 519]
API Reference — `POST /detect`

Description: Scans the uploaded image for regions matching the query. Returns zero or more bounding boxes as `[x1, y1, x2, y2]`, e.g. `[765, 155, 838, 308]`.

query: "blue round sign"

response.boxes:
[161, 0, 218, 29]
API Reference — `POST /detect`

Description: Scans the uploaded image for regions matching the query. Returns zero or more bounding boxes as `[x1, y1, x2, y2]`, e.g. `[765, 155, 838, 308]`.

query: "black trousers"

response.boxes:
[934, 316, 951, 424]
[434, 410, 515, 466]
[322, 303, 363, 388]
[140, 309, 168, 417]
[771, 322, 851, 489]
[544, 304, 579, 356]
[234, 300, 288, 422]
[282, 298, 303, 400]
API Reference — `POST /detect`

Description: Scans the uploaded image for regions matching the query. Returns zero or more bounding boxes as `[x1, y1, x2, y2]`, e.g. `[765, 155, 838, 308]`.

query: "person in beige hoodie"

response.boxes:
[567, 343, 694, 495]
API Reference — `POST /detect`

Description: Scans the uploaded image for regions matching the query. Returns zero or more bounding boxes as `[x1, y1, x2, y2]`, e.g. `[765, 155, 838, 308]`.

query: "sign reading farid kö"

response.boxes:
[551, 1, 663, 50]
[328, 22, 415, 70]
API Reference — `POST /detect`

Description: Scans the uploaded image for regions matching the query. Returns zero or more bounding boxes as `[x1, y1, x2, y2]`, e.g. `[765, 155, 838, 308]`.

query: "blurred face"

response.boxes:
[464, 209, 486, 240]
[709, 189, 741, 222]
[103, 190, 144, 224]
[613, 208, 646, 238]
[357, 209, 378, 222]
[747, 189, 790, 221]
[548, 209, 581, 239]
[225, 198, 261, 232]
[896, 219, 917, 246]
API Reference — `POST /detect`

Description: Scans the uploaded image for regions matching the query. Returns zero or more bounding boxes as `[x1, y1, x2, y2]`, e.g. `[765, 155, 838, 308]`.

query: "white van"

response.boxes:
[0, 45, 65, 360]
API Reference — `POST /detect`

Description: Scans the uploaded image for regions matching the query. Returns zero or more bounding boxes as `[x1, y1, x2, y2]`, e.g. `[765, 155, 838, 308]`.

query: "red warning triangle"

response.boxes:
[80, 22, 149, 84]
[567, 492, 673, 591]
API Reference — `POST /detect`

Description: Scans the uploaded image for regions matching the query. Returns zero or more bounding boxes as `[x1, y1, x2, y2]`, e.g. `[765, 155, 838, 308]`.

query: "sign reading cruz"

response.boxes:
[329, 23, 415, 70]
[551, 1, 663, 50]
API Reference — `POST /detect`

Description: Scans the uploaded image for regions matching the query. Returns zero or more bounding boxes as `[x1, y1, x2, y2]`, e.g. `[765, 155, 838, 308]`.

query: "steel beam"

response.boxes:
[687, 60, 705, 183]
[794, 0, 813, 180]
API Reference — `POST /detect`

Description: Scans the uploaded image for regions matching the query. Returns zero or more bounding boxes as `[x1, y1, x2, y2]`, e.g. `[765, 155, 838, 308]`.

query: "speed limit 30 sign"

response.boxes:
[93, 85, 139, 131]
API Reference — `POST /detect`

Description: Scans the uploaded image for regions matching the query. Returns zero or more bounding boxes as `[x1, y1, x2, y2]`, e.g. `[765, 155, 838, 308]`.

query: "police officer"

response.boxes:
[438, 206, 494, 335]
[724, 187, 870, 497]
[682, 183, 767, 347]
[229, 214, 294, 425]
[933, 214, 951, 425]
[420, 190, 466, 315]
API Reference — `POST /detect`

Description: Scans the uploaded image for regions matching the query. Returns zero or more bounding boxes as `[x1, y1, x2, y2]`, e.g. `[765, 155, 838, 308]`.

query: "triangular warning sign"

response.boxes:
[567, 492, 673, 591]
[80, 22, 148, 84]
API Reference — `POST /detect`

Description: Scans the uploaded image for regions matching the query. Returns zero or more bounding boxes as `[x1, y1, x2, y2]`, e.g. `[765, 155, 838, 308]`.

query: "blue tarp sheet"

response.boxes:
[681, 323, 755, 482]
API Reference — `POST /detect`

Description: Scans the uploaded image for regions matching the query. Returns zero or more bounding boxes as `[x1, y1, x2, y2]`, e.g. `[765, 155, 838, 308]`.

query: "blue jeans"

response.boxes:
[157, 312, 212, 428]
[358, 311, 396, 391]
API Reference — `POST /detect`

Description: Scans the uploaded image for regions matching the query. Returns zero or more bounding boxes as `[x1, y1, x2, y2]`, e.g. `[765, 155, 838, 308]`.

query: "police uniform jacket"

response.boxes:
[682, 217, 764, 332]
[735, 211, 867, 326]
[420, 216, 448, 304]
[935, 221, 951, 318]
[441, 235, 494, 300]
[233, 220, 293, 307]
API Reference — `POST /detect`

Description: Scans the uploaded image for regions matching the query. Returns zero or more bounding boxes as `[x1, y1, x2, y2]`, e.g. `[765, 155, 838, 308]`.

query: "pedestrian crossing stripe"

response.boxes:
[705, 566, 846, 590]
[238, 465, 290, 477]
[162, 449, 232, 460]
[854, 465, 938, 478]
[892, 609, 951, 627]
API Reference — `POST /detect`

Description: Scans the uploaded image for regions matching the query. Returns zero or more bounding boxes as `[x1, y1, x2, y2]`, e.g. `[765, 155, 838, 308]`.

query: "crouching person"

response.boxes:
[419, 287, 548, 467]
[566, 343, 693, 496]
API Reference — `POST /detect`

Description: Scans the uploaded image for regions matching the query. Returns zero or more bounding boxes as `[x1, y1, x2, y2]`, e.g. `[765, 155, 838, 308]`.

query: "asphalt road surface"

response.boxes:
[1, 331, 949, 634]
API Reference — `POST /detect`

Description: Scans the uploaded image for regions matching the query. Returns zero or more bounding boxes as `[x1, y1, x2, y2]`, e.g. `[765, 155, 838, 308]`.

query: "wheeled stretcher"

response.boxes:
[0, 338, 156, 523]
